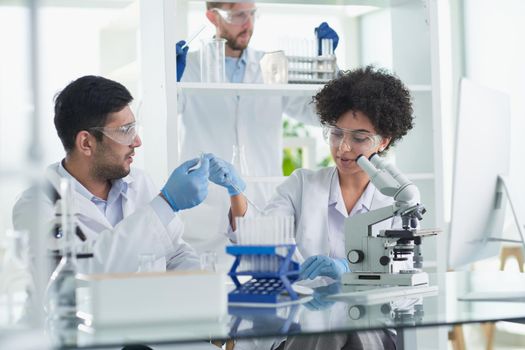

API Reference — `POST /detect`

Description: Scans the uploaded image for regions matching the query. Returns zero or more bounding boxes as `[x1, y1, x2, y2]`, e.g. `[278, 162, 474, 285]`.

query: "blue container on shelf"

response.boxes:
[226, 244, 300, 304]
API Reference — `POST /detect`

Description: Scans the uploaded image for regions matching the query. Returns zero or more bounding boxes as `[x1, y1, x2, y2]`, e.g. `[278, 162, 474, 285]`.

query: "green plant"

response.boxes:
[282, 118, 308, 176]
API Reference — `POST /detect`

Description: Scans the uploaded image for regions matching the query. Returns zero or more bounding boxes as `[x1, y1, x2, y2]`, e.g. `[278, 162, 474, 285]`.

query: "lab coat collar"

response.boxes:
[48, 162, 136, 230]
[328, 169, 376, 216]
[57, 159, 132, 201]
[238, 49, 248, 67]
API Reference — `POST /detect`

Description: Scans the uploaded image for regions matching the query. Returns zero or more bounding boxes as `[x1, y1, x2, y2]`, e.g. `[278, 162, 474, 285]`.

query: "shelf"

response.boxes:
[177, 82, 431, 97]
[177, 82, 322, 97]
[189, 0, 390, 7]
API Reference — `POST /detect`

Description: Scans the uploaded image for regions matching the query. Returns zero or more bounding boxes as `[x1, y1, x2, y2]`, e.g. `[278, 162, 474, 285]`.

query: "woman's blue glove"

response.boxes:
[160, 155, 210, 211]
[176, 40, 189, 82]
[304, 283, 341, 311]
[208, 155, 246, 196]
[314, 22, 339, 55]
[299, 255, 349, 280]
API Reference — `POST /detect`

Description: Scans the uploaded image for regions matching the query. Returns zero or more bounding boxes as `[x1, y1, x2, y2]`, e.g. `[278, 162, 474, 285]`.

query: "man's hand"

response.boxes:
[315, 22, 339, 55]
[176, 40, 189, 82]
[161, 155, 210, 211]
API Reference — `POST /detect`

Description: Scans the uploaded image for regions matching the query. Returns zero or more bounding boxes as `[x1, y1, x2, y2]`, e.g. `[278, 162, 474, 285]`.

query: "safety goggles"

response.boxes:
[89, 122, 141, 146]
[322, 125, 382, 153]
[212, 7, 258, 25]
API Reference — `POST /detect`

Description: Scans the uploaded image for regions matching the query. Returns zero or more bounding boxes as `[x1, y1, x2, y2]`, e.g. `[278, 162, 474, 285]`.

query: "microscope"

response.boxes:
[343, 153, 441, 286]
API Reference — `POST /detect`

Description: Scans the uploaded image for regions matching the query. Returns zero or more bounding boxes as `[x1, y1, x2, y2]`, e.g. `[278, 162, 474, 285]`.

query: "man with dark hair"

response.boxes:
[13, 75, 210, 273]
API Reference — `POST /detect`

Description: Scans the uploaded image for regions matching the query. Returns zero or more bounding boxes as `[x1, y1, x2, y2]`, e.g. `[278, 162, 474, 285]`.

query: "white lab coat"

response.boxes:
[178, 47, 320, 265]
[12, 162, 200, 274]
[229, 167, 401, 262]
[179, 47, 319, 175]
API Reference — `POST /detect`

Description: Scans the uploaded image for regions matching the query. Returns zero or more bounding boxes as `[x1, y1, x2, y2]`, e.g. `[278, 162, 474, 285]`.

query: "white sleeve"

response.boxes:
[225, 172, 302, 245]
[12, 186, 199, 274]
[90, 202, 199, 273]
[282, 94, 320, 126]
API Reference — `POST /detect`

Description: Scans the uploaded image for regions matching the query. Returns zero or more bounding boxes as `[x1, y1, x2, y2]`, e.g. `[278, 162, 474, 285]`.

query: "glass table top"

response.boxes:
[1, 271, 524, 349]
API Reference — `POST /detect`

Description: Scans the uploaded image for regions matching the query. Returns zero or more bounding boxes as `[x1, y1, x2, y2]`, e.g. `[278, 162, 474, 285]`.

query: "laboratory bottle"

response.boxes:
[45, 178, 78, 319]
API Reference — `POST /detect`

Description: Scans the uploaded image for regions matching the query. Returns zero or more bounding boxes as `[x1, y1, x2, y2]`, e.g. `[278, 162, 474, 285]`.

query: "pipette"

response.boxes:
[194, 153, 265, 214]
[226, 178, 265, 214]
[181, 25, 206, 50]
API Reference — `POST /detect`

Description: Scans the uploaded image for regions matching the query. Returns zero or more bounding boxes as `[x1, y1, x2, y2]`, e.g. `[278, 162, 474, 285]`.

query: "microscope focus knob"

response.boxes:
[380, 256, 391, 266]
[348, 250, 364, 264]
[348, 305, 366, 320]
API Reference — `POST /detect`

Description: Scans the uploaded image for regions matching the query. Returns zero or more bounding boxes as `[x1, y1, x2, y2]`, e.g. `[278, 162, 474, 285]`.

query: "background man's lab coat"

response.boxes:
[178, 47, 319, 266]
[12, 162, 200, 274]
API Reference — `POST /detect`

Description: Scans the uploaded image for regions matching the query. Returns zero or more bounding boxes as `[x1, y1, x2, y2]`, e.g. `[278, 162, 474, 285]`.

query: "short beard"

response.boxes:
[223, 29, 252, 51]
[92, 162, 129, 181]
[91, 142, 130, 181]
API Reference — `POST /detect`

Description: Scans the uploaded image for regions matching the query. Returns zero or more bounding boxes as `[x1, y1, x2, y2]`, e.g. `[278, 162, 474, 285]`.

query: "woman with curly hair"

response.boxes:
[219, 65, 414, 280]
[207, 66, 414, 349]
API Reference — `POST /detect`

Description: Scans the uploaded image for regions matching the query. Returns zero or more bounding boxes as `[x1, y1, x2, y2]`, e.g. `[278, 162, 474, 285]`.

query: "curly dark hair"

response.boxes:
[313, 66, 414, 151]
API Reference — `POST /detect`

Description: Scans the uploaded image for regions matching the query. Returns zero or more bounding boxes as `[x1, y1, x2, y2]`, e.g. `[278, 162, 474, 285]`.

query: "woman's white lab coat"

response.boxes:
[230, 167, 401, 262]
[12, 162, 199, 274]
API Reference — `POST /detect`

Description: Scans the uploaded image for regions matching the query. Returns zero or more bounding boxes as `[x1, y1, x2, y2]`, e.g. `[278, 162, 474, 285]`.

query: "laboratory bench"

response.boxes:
[1, 271, 524, 349]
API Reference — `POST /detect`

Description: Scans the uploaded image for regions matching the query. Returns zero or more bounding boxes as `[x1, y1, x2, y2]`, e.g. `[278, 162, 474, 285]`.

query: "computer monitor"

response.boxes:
[448, 78, 512, 270]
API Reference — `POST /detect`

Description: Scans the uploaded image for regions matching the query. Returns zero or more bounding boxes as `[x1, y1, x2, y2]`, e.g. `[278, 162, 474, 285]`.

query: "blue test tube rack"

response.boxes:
[226, 244, 300, 304]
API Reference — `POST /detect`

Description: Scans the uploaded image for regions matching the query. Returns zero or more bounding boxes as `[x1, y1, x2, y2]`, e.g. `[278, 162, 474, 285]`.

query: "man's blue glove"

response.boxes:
[299, 255, 349, 280]
[208, 154, 246, 196]
[161, 155, 210, 211]
[314, 22, 339, 55]
[176, 40, 189, 82]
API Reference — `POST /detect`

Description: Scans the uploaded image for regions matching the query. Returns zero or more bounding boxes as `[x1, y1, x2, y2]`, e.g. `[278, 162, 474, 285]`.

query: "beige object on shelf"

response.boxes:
[260, 51, 289, 84]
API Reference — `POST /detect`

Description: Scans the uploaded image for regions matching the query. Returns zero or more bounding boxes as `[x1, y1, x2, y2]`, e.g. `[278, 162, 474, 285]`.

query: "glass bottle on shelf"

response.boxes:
[45, 178, 78, 319]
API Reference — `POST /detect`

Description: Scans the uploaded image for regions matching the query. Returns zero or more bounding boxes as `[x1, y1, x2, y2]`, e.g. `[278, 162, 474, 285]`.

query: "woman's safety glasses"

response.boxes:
[322, 125, 382, 153]
[212, 7, 258, 26]
[89, 122, 141, 146]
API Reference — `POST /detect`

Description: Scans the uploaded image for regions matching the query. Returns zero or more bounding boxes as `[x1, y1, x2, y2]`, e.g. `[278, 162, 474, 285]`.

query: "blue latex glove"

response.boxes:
[176, 40, 189, 82]
[208, 154, 246, 196]
[161, 155, 210, 211]
[314, 22, 339, 55]
[299, 255, 349, 280]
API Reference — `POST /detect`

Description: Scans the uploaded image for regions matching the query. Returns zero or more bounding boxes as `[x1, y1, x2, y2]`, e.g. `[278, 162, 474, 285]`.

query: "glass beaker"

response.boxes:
[137, 254, 156, 272]
[260, 50, 288, 84]
[200, 251, 218, 272]
[200, 38, 226, 83]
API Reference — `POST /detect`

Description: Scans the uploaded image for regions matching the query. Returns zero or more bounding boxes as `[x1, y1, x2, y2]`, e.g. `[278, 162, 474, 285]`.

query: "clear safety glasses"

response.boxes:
[90, 122, 141, 146]
[212, 7, 258, 26]
[322, 125, 382, 153]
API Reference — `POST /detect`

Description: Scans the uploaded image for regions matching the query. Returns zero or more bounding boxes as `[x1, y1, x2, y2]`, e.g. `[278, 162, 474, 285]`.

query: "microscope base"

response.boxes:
[342, 271, 429, 286]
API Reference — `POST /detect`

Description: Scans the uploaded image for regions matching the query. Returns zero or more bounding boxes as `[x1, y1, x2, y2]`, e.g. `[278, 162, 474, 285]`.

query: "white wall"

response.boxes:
[462, 0, 525, 233]
[0, 5, 121, 238]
